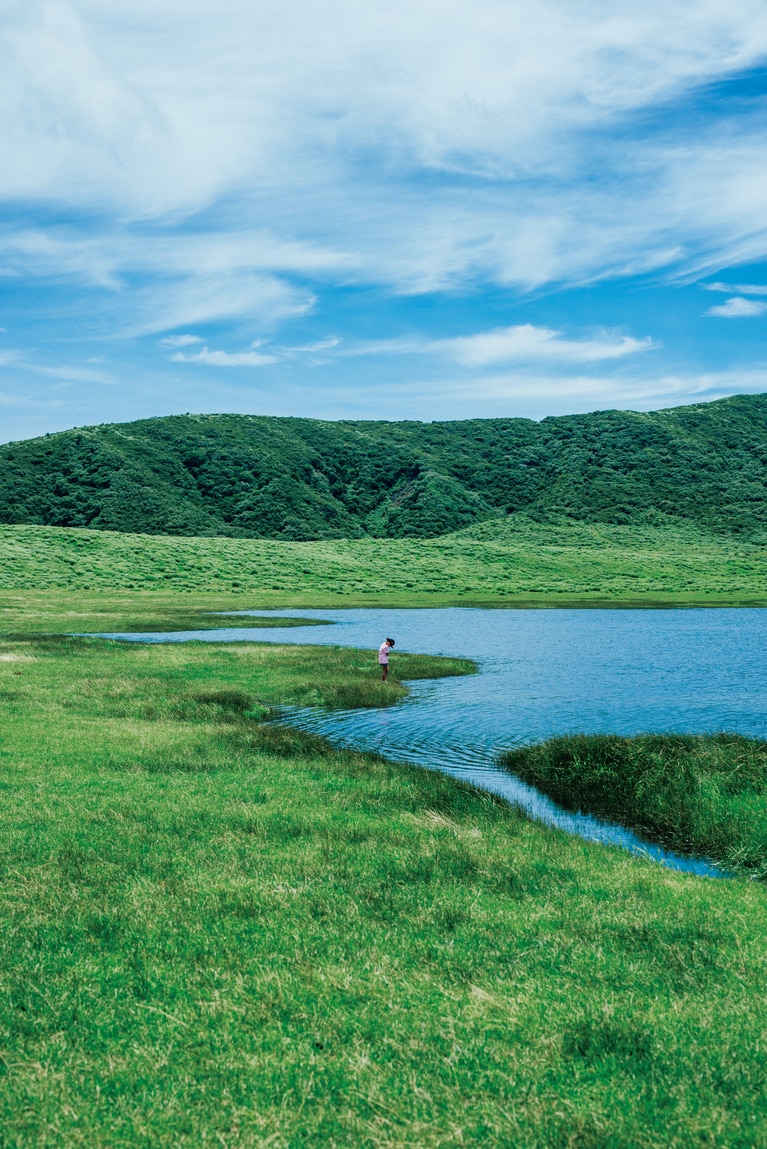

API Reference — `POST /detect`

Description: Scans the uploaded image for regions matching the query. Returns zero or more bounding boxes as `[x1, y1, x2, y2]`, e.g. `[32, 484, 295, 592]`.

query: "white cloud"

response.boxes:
[436, 325, 654, 365]
[160, 323, 652, 370]
[6, 1, 767, 206]
[0, 228, 330, 335]
[345, 324, 654, 365]
[347, 365, 767, 418]
[704, 281, 767, 295]
[129, 273, 314, 336]
[283, 338, 342, 354]
[705, 296, 767, 317]
[158, 334, 203, 348]
[170, 343, 278, 367]
[33, 362, 116, 384]
[2, 1, 767, 298]
[166, 337, 341, 366]
[5, 1, 767, 434]
[0, 227, 348, 287]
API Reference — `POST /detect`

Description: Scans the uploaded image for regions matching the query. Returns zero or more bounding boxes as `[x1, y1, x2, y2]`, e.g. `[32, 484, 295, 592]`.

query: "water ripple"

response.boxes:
[99, 604, 767, 880]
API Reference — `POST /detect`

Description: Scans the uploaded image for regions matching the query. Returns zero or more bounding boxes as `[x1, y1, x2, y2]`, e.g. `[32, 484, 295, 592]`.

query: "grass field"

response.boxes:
[1, 601, 767, 1147]
[3, 516, 767, 607]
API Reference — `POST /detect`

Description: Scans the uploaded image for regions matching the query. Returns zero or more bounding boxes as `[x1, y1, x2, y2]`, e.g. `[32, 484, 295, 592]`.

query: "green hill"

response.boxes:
[3, 394, 767, 539]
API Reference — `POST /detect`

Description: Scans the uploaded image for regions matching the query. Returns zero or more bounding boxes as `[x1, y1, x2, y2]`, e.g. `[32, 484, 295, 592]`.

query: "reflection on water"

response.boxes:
[100, 606, 767, 878]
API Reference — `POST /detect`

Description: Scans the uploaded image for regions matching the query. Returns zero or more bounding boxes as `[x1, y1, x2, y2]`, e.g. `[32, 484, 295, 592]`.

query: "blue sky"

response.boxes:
[3, 0, 767, 441]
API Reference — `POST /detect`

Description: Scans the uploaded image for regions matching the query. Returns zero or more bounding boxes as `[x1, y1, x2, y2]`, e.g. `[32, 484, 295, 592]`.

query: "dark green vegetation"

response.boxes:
[503, 732, 767, 879]
[5, 393, 767, 540]
[1, 612, 767, 1148]
[4, 515, 767, 605]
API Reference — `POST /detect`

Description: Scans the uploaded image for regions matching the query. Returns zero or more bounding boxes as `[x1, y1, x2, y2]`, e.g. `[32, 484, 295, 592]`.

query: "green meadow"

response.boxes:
[1, 618, 767, 1149]
[2, 525, 767, 1147]
[3, 516, 767, 607]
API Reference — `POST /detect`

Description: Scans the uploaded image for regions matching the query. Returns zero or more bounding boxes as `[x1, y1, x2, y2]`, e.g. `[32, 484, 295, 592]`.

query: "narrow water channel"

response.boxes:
[101, 606, 767, 878]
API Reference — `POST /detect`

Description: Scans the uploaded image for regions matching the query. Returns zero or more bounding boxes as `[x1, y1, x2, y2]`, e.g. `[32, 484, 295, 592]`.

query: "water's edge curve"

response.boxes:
[93, 607, 735, 879]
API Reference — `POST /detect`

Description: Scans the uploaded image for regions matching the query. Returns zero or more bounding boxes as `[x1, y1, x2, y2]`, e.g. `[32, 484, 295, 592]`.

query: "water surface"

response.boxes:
[103, 607, 767, 878]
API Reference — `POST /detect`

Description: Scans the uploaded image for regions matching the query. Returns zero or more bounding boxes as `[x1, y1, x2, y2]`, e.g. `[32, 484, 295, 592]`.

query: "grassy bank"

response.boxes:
[1, 618, 767, 1146]
[0, 594, 330, 638]
[503, 732, 767, 879]
[3, 516, 767, 606]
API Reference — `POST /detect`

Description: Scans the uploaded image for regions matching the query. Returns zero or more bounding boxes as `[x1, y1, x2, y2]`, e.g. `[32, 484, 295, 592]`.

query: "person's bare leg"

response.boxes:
[382, 664, 388, 682]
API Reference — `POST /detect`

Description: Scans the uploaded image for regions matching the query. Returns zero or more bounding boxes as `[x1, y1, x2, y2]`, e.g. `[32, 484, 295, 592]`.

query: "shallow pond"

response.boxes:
[102, 606, 767, 878]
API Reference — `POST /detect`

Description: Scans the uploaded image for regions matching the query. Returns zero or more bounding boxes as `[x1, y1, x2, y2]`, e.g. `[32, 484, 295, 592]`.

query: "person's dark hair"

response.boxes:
[386, 637, 395, 645]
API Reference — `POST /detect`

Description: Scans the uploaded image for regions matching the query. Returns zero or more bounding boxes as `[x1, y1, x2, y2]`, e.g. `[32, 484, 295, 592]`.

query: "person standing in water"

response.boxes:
[379, 637, 395, 681]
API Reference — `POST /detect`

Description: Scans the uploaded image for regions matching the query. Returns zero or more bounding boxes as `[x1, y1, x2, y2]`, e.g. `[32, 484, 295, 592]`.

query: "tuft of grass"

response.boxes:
[502, 731, 767, 877]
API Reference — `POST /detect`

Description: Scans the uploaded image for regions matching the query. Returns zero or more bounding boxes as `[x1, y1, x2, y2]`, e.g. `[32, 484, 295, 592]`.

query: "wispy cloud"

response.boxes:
[345, 325, 654, 365]
[129, 274, 314, 336]
[349, 366, 767, 417]
[705, 297, 767, 318]
[169, 341, 278, 367]
[434, 326, 654, 365]
[3, 3, 767, 296]
[282, 338, 342, 355]
[158, 334, 203, 349]
[4, 2, 767, 434]
[31, 362, 116, 384]
[704, 281, 767, 296]
[0, 345, 115, 383]
[163, 325, 652, 370]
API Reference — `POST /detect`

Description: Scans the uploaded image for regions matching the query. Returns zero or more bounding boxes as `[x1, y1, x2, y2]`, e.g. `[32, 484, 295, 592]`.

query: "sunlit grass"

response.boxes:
[0, 622, 766, 1145]
[3, 516, 767, 607]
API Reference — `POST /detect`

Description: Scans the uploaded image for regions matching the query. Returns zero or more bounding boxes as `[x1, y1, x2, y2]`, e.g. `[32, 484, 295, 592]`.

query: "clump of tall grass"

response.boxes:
[502, 732, 767, 877]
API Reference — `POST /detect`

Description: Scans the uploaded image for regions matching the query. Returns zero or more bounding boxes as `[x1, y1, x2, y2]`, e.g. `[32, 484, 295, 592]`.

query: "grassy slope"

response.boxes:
[1, 624, 766, 1147]
[5, 394, 767, 540]
[2, 515, 767, 610]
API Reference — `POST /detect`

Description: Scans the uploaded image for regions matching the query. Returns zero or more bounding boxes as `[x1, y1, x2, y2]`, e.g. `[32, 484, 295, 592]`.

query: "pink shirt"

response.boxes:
[378, 642, 390, 664]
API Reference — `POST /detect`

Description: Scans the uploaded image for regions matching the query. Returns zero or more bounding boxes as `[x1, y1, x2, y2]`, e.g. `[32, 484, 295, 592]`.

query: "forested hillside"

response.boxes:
[2, 394, 767, 539]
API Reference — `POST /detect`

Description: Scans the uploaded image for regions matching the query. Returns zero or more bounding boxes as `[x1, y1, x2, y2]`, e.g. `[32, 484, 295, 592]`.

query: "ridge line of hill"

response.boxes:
[2, 393, 767, 540]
